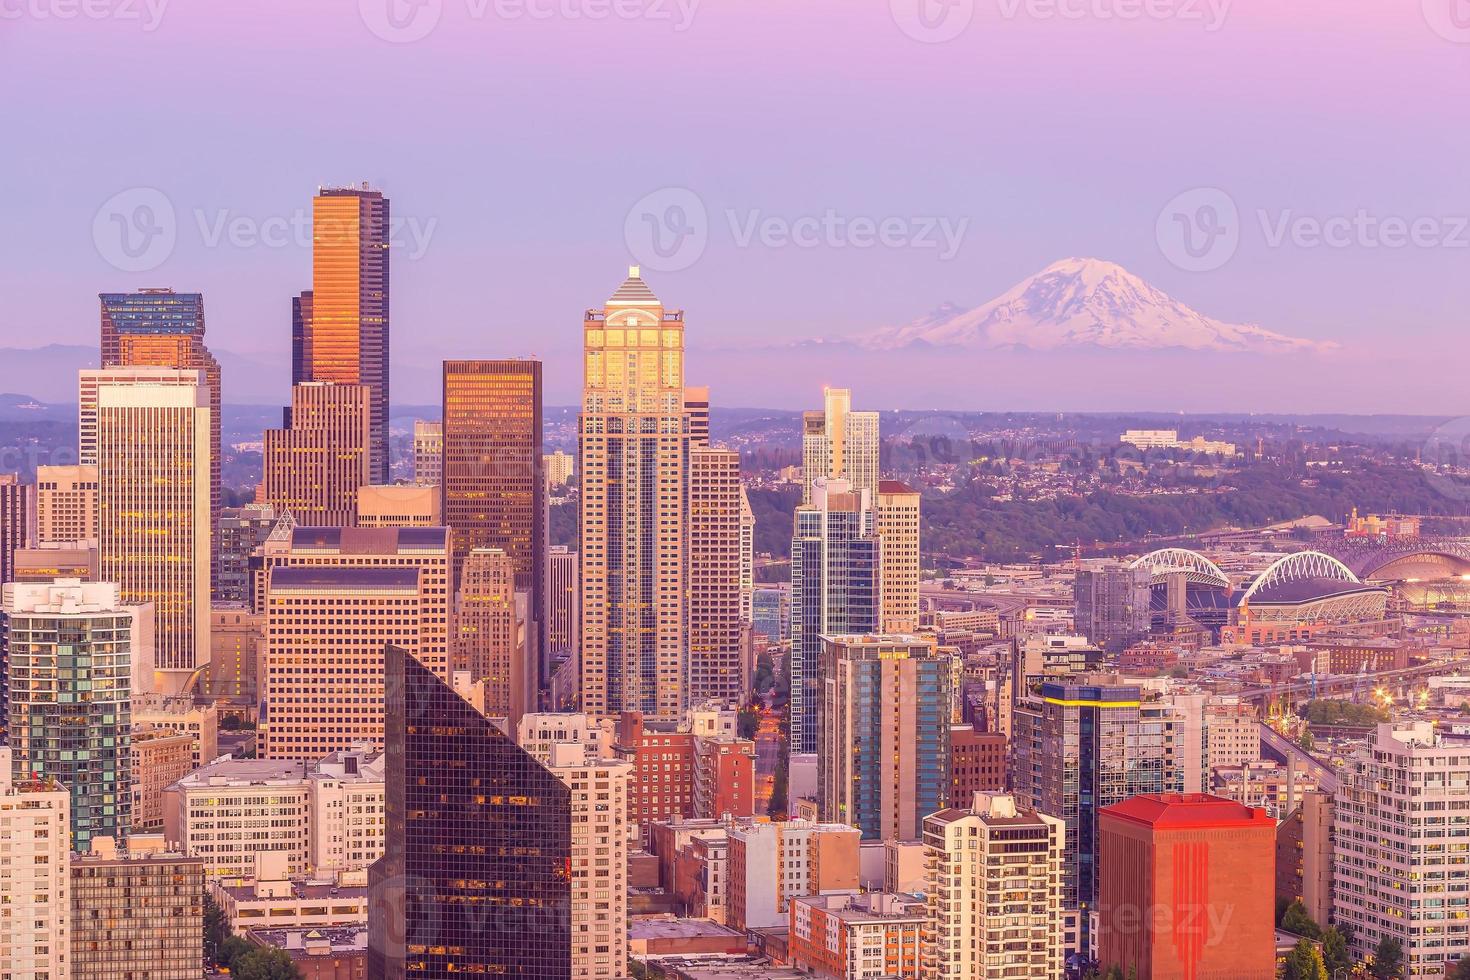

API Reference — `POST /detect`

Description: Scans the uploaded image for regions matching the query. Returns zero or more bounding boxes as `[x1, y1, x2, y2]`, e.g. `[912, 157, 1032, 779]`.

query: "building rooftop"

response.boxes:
[269, 565, 421, 591]
[629, 917, 744, 942]
[246, 926, 369, 956]
[220, 880, 369, 903]
[1102, 792, 1274, 829]
[288, 525, 448, 554]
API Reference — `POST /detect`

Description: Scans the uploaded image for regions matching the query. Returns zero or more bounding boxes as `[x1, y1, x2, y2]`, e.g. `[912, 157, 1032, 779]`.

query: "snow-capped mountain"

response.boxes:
[861, 258, 1334, 354]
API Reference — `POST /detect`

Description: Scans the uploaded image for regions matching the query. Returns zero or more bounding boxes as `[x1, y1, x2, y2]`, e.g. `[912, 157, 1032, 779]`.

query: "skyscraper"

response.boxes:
[1074, 563, 1152, 652]
[454, 547, 533, 728]
[94, 368, 211, 693]
[801, 386, 879, 505]
[297, 186, 390, 483]
[4, 579, 134, 851]
[99, 289, 222, 585]
[876, 480, 921, 634]
[440, 359, 544, 653]
[546, 544, 578, 663]
[684, 385, 710, 447]
[412, 419, 442, 487]
[819, 634, 950, 841]
[689, 447, 746, 706]
[0, 473, 33, 585]
[261, 382, 373, 527]
[579, 267, 689, 722]
[369, 644, 572, 980]
[790, 478, 880, 755]
[739, 486, 755, 624]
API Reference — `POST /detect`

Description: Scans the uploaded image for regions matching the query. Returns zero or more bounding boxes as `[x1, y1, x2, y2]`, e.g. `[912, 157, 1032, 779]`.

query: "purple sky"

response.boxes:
[2, 0, 1467, 411]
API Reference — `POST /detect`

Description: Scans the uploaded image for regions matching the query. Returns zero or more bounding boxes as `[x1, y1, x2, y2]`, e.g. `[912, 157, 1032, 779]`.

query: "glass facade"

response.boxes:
[371, 645, 571, 979]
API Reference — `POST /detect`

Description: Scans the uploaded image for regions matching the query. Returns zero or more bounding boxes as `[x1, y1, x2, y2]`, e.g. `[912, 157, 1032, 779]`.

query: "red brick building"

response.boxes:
[1097, 794, 1276, 980]
[694, 736, 756, 820]
[948, 724, 1006, 807]
[616, 712, 696, 841]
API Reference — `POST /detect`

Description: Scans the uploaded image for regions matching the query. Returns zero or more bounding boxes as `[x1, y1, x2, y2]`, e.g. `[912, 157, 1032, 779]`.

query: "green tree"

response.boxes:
[1371, 937, 1404, 980]
[1321, 926, 1352, 976]
[233, 947, 303, 980]
[737, 706, 760, 740]
[1281, 900, 1322, 940]
[1282, 938, 1328, 980]
[203, 893, 228, 964]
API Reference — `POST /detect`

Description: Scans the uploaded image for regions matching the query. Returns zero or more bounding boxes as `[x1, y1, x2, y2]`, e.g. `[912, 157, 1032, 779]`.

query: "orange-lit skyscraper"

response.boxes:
[441, 359, 544, 660]
[295, 186, 390, 483]
[579, 268, 689, 722]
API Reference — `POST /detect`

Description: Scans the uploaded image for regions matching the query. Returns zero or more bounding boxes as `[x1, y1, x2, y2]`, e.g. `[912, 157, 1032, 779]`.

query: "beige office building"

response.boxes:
[580, 267, 689, 722]
[0, 769, 70, 980]
[921, 793, 1065, 980]
[689, 447, 746, 706]
[205, 605, 263, 703]
[94, 368, 211, 694]
[36, 463, 98, 545]
[877, 480, 921, 634]
[544, 449, 575, 488]
[546, 544, 579, 660]
[355, 484, 441, 527]
[412, 419, 442, 487]
[801, 386, 879, 505]
[130, 726, 196, 832]
[262, 382, 372, 528]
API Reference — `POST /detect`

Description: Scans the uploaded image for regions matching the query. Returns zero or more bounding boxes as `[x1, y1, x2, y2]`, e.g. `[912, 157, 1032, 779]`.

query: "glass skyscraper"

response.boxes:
[370, 644, 571, 979]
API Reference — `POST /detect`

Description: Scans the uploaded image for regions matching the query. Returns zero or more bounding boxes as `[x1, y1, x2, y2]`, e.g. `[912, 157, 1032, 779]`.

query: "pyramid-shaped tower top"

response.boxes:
[607, 265, 661, 308]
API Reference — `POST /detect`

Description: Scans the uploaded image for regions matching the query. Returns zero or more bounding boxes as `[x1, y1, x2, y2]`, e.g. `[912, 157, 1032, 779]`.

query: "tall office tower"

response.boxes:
[738, 487, 755, 623]
[752, 587, 789, 643]
[441, 360, 544, 636]
[876, 480, 921, 633]
[99, 289, 222, 584]
[689, 447, 745, 706]
[579, 267, 689, 722]
[369, 644, 572, 980]
[455, 547, 532, 726]
[1097, 794, 1275, 980]
[412, 420, 442, 486]
[543, 742, 632, 979]
[215, 503, 280, 603]
[790, 478, 880, 754]
[921, 793, 1065, 980]
[0, 767, 71, 980]
[71, 840, 205, 980]
[260, 564, 420, 761]
[258, 526, 450, 679]
[4, 579, 134, 851]
[296, 186, 390, 483]
[546, 545, 578, 661]
[94, 368, 210, 694]
[35, 464, 97, 545]
[0, 473, 33, 585]
[1335, 722, 1470, 978]
[684, 385, 710, 447]
[1074, 563, 1152, 652]
[801, 386, 879, 505]
[262, 382, 373, 527]
[819, 635, 951, 841]
[1011, 682, 1181, 950]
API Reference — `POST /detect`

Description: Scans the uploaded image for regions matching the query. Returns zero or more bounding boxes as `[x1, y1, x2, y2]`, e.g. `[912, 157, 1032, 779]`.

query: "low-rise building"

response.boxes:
[789, 892, 925, 979]
[727, 819, 861, 933]
[246, 926, 368, 980]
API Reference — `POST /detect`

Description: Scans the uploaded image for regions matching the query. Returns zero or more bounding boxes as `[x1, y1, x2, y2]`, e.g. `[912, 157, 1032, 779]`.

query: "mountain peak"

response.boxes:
[862, 258, 1334, 354]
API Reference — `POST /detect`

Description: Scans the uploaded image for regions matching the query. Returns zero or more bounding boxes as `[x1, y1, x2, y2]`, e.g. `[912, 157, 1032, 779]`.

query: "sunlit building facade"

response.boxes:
[801, 386, 879, 505]
[262, 382, 373, 528]
[689, 447, 745, 706]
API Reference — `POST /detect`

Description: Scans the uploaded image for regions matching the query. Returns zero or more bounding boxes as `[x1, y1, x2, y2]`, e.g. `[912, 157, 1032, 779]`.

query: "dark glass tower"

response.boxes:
[369, 645, 571, 979]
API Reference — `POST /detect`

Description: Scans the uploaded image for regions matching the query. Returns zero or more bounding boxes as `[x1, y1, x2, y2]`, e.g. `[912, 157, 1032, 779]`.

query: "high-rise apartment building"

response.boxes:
[71, 840, 206, 980]
[921, 793, 1065, 980]
[801, 386, 879, 505]
[546, 544, 578, 661]
[261, 565, 420, 760]
[35, 464, 96, 545]
[455, 547, 533, 727]
[0, 768, 70, 980]
[1011, 682, 1182, 947]
[1097, 794, 1276, 980]
[4, 579, 134, 851]
[1074, 563, 1153, 652]
[440, 359, 544, 649]
[790, 478, 880, 754]
[739, 486, 755, 623]
[876, 480, 921, 633]
[689, 447, 746, 706]
[1275, 789, 1334, 929]
[579, 268, 689, 722]
[262, 382, 373, 527]
[544, 449, 574, 488]
[0, 473, 33, 585]
[412, 420, 442, 486]
[296, 186, 390, 483]
[369, 644, 572, 979]
[94, 367, 211, 693]
[819, 635, 950, 841]
[1335, 722, 1470, 978]
[99, 289, 222, 587]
